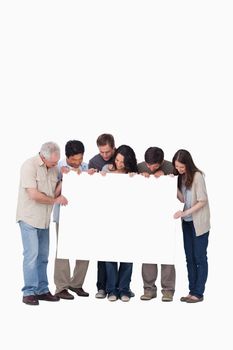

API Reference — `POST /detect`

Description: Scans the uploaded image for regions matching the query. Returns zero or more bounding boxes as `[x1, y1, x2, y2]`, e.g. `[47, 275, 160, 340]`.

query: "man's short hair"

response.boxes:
[96, 134, 115, 149]
[65, 140, 85, 158]
[144, 147, 164, 164]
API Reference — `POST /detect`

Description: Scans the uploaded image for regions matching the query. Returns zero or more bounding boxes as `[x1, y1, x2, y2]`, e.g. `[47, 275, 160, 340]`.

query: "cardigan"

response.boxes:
[183, 171, 210, 236]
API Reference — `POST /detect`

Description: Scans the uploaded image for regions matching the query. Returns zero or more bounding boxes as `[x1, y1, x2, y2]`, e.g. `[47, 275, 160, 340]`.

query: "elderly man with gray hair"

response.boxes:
[16, 142, 68, 305]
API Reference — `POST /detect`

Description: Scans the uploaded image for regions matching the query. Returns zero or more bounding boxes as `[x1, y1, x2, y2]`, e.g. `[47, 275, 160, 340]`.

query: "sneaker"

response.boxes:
[140, 291, 157, 301]
[95, 289, 106, 299]
[108, 294, 117, 302]
[120, 295, 130, 302]
[162, 291, 173, 302]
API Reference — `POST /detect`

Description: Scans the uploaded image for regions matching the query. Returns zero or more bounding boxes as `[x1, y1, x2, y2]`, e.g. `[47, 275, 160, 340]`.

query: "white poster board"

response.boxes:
[57, 172, 179, 263]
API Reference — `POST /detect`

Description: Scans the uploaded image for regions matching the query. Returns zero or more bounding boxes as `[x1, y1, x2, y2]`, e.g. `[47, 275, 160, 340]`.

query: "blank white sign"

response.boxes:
[57, 172, 179, 263]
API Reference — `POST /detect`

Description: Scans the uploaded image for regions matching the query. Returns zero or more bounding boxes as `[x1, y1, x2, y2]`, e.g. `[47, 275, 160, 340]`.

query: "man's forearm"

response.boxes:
[26, 188, 55, 204]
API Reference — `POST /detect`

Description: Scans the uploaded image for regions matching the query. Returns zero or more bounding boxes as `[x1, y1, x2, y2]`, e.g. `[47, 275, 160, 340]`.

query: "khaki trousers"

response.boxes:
[142, 263, 176, 295]
[54, 223, 89, 293]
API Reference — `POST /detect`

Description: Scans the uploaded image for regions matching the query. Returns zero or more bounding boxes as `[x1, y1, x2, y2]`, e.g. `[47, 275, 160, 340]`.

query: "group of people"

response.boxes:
[16, 133, 210, 306]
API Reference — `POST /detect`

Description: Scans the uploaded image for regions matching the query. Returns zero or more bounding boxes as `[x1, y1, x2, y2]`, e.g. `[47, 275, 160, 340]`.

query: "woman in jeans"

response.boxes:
[172, 149, 210, 303]
[102, 145, 138, 302]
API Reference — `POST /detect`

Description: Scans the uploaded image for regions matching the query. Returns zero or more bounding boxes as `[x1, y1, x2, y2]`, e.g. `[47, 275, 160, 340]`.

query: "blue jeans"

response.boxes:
[182, 220, 209, 298]
[105, 262, 133, 297]
[19, 221, 50, 296]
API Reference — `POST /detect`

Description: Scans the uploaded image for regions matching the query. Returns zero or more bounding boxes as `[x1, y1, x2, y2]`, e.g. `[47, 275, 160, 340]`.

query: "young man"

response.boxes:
[88, 134, 116, 298]
[138, 147, 176, 302]
[88, 133, 115, 173]
[54, 140, 89, 300]
[16, 142, 68, 305]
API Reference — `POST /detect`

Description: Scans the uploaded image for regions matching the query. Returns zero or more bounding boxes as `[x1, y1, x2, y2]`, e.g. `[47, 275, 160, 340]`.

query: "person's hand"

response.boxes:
[100, 171, 106, 176]
[173, 210, 183, 219]
[88, 168, 97, 175]
[54, 195, 68, 206]
[129, 172, 136, 177]
[153, 170, 164, 178]
[61, 166, 70, 174]
[141, 172, 150, 178]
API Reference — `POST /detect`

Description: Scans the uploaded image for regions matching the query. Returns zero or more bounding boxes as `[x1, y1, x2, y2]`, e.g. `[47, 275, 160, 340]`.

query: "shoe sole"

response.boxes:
[140, 296, 157, 301]
[23, 301, 39, 306]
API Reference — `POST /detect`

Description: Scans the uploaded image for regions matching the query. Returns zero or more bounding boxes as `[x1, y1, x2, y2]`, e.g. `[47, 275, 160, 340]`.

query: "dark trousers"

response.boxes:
[96, 261, 107, 291]
[182, 220, 209, 298]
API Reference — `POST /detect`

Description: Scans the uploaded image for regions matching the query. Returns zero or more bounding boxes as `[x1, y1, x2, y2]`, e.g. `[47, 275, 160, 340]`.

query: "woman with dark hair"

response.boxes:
[172, 149, 210, 303]
[102, 144, 138, 174]
[102, 145, 138, 302]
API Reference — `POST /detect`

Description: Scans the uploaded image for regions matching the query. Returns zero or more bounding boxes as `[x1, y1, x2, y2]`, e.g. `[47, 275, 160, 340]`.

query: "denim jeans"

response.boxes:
[19, 221, 50, 296]
[96, 261, 107, 291]
[106, 262, 133, 297]
[182, 220, 209, 298]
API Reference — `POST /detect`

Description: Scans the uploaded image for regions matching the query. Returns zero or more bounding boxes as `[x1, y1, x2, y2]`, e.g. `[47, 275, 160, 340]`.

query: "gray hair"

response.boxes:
[40, 142, 60, 160]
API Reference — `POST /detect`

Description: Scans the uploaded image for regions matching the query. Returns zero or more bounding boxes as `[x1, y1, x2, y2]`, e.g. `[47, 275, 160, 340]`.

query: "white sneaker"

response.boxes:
[95, 289, 106, 299]
[120, 295, 130, 302]
[108, 294, 117, 302]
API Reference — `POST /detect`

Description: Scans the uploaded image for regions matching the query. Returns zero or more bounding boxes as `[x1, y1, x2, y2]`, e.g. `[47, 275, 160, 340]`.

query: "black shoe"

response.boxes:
[36, 291, 60, 302]
[23, 295, 39, 306]
[68, 287, 89, 297]
[55, 289, 74, 300]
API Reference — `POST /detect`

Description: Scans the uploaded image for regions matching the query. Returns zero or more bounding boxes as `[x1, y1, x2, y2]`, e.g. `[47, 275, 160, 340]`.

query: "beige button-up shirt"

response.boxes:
[16, 154, 59, 229]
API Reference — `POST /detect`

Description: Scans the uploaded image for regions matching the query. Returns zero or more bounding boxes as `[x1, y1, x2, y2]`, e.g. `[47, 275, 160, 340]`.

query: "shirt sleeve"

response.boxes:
[88, 159, 94, 169]
[21, 162, 37, 189]
[195, 172, 208, 202]
[101, 164, 109, 172]
[81, 162, 89, 171]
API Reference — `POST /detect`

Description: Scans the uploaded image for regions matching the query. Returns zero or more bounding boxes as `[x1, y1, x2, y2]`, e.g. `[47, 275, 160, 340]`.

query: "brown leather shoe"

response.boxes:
[180, 295, 191, 302]
[55, 289, 74, 300]
[186, 296, 203, 303]
[68, 287, 89, 297]
[23, 295, 39, 305]
[36, 291, 60, 302]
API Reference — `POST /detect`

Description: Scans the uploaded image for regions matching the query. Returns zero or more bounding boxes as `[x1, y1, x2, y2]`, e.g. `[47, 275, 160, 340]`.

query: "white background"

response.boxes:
[0, 1, 232, 349]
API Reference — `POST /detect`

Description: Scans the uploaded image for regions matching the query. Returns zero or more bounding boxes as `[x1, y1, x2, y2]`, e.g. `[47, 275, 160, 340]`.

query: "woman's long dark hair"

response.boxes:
[111, 145, 138, 173]
[172, 149, 202, 189]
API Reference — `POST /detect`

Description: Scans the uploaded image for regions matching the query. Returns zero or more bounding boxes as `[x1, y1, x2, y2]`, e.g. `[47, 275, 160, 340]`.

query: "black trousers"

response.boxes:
[96, 261, 107, 290]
